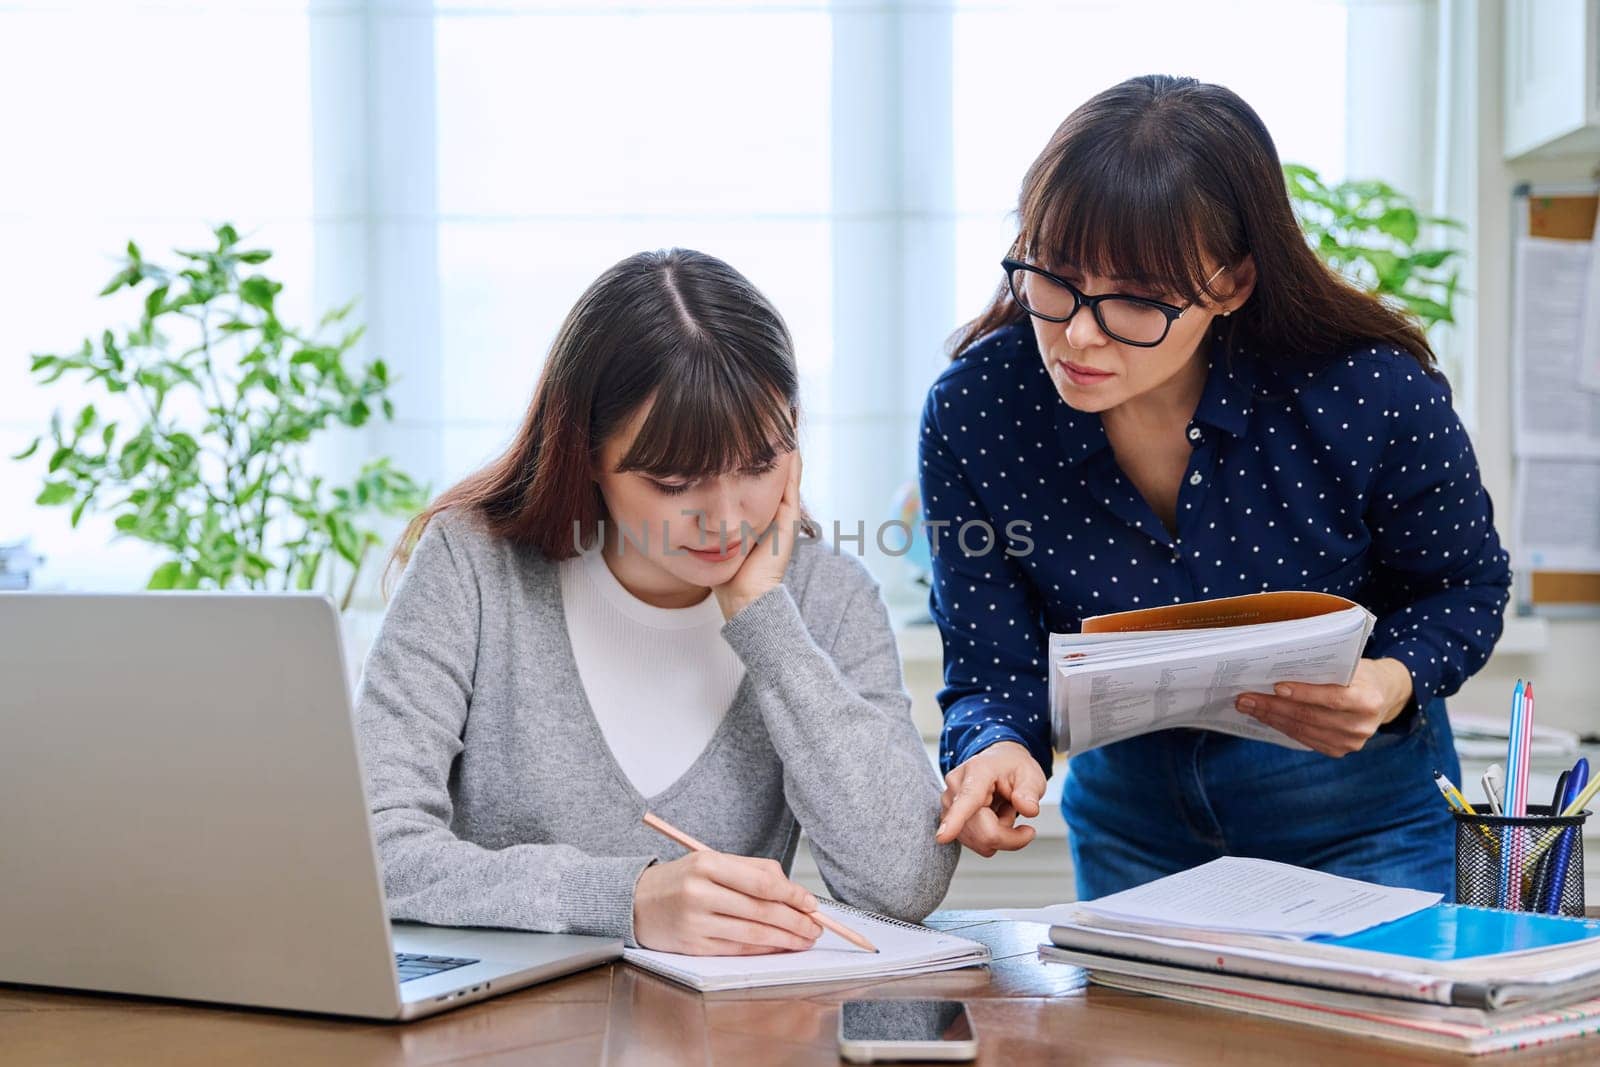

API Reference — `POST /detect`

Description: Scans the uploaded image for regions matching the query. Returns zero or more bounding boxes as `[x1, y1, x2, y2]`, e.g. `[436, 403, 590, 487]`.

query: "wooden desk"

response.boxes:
[4, 913, 1598, 1066]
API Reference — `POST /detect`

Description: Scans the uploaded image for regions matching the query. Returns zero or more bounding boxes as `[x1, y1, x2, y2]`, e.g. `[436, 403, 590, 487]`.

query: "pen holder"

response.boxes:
[1453, 805, 1589, 917]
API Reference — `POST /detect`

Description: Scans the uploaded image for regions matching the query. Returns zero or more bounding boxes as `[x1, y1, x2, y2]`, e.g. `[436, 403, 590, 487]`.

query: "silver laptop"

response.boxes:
[0, 592, 622, 1020]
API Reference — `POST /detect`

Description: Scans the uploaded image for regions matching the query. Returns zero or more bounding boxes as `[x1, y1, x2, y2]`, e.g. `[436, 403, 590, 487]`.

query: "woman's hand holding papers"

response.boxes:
[936, 740, 1048, 857]
[1235, 657, 1414, 757]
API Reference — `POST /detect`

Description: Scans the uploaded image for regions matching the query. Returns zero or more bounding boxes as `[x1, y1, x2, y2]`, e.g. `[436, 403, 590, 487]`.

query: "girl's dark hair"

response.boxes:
[389, 248, 813, 581]
[951, 74, 1438, 374]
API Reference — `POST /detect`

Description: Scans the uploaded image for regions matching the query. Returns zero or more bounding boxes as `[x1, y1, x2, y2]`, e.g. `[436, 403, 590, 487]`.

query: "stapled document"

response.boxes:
[1049, 590, 1376, 753]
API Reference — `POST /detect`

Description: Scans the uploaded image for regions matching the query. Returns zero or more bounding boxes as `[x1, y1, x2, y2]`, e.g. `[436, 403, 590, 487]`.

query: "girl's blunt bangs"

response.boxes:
[613, 342, 799, 479]
[384, 246, 820, 583]
[1020, 134, 1238, 307]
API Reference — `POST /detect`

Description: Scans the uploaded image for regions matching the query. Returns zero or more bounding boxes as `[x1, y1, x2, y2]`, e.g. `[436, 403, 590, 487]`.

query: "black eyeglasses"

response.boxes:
[1001, 257, 1228, 348]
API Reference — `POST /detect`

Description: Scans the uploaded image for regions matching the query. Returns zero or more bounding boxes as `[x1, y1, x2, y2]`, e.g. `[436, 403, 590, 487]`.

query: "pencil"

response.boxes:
[1562, 774, 1600, 818]
[1432, 770, 1478, 815]
[1434, 771, 1496, 847]
[640, 811, 879, 954]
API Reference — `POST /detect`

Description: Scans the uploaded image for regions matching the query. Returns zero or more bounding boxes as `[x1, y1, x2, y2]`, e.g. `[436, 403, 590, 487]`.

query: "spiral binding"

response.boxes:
[820, 897, 934, 933]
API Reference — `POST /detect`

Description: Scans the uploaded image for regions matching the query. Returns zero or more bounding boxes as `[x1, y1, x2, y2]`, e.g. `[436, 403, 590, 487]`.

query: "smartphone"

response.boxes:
[837, 999, 978, 1063]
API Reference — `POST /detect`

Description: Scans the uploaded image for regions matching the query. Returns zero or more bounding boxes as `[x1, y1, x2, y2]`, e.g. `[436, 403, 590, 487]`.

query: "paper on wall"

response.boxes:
[1512, 456, 1600, 572]
[1513, 237, 1600, 457]
[1577, 210, 1600, 393]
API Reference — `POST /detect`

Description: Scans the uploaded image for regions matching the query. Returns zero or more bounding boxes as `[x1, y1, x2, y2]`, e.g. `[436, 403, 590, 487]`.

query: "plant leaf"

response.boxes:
[295, 550, 324, 591]
[240, 276, 282, 312]
[1408, 249, 1459, 269]
[147, 561, 183, 590]
[36, 482, 76, 506]
[1375, 207, 1420, 245]
[99, 266, 138, 296]
[1401, 295, 1454, 324]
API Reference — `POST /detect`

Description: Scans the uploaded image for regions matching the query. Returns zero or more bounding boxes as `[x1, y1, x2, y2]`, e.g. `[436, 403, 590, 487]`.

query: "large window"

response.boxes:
[0, 1, 316, 588]
[5, 1, 1424, 600]
[427, 3, 835, 485]
[950, 1, 1348, 320]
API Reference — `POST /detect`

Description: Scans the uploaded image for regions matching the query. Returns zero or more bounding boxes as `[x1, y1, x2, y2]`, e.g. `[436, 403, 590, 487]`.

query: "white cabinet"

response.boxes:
[1504, 0, 1600, 159]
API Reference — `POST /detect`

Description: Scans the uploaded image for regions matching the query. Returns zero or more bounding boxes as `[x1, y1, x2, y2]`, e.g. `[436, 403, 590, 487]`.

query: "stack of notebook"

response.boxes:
[1026, 858, 1600, 1055]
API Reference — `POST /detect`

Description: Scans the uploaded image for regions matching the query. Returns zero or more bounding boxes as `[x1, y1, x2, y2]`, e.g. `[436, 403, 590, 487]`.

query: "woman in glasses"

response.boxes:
[923, 75, 1510, 897]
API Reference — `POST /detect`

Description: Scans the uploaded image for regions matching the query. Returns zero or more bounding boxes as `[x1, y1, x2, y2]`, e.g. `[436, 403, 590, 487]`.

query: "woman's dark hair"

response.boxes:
[389, 248, 813, 581]
[951, 74, 1438, 374]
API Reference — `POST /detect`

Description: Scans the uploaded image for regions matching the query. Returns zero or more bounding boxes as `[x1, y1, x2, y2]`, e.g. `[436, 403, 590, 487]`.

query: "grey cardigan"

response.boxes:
[354, 510, 957, 944]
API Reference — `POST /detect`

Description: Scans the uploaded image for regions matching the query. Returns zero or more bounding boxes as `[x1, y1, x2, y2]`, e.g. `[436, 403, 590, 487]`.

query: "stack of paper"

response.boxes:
[1085, 972, 1600, 1056]
[1062, 857, 1440, 940]
[1015, 859, 1600, 1055]
[1049, 591, 1375, 754]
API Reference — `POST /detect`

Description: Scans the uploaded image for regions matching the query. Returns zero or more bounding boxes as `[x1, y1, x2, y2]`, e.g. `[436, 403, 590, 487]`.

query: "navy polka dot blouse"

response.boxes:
[919, 321, 1513, 779]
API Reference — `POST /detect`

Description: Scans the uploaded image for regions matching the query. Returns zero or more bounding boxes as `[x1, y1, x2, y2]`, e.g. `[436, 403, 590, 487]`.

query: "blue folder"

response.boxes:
[1317, 904, 1600, 961]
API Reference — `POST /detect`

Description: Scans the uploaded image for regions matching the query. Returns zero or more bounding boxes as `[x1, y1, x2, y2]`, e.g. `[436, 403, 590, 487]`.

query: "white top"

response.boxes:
[557, 545, 745, 798]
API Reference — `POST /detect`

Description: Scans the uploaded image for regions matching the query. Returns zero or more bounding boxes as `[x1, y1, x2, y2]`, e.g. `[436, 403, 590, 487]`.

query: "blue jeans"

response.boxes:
[1061, 699, 1459, 900]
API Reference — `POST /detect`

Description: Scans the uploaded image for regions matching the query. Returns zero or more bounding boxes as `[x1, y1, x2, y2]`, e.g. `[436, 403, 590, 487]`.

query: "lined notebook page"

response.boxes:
[622, 903, 990, 992]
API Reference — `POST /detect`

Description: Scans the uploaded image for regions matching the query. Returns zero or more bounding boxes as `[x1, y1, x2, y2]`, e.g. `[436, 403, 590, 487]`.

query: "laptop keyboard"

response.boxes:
[395, 952, 479, 983]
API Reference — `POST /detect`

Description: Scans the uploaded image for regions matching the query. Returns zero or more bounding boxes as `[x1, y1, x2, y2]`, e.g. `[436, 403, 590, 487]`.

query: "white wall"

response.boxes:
[1448, 0, 1599, 736]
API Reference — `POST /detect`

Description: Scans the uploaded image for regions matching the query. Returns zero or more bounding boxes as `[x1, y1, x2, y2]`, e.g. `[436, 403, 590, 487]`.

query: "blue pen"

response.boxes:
[1541, 758, 1589, 914]
[1498, 680, 1525, 907]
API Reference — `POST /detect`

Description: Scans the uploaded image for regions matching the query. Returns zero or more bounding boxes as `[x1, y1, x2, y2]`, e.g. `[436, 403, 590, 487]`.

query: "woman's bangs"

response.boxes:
[1022, 158, 1224, 305]
[614, 349, 796, 479]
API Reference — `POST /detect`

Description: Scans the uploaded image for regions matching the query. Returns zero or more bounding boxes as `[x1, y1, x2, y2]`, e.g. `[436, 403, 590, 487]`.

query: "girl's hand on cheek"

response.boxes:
[713, 452, 802, 621]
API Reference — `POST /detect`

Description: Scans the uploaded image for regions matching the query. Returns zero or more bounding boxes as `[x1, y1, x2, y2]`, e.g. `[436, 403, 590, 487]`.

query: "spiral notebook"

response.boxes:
[622, 900, 991, 992]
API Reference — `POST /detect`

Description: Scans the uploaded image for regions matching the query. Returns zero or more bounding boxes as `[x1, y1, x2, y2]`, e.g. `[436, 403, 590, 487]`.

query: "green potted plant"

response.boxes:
[1283, 163, 1464, 335]
[13, 224, 426, 609]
